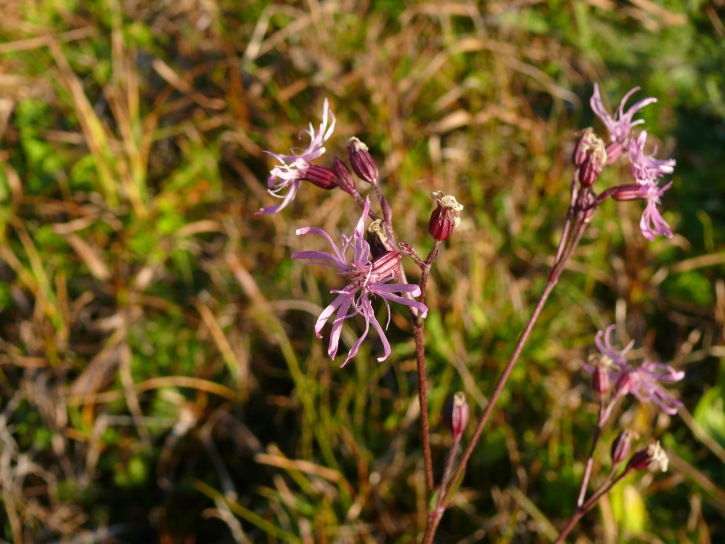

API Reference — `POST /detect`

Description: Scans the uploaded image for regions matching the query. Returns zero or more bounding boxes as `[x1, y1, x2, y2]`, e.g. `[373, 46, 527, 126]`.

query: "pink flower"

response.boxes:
[257, 99, 336, 214]
[582, 325, 633, 383]
[628, 131, 674, 240]
[292, 198, 428, 366]
[614, 360, 684, 415]
[582, 325, 684, 415]
[590, 84, 656, 154]
[629, 131, 676, 183]
[639, 180, 673, 241]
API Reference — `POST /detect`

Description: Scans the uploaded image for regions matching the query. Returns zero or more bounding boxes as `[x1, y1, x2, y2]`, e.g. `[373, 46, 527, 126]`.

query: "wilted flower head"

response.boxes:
[627, 441, 669, 472]
[590, 83, 656, 160]
[582, 325, 684, 415]
[292, 198, 428, 366]
[257, 99, 336, 214]
[429, 191, 464, 241]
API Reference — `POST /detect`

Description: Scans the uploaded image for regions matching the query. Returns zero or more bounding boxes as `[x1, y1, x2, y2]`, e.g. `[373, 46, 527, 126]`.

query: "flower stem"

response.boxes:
[422, 276, 559, 544]
[413, 240, 443, 494]
[422, 178, 594, 543]
[414, 321, 435, 492]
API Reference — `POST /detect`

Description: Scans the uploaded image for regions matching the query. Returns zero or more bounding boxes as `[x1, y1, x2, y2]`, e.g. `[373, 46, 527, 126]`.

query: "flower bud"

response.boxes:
[429, 191, 463, 241]
[303, 164, 337, 190]
[611, 429, 638, 466]
[626, 441, 669, 472]
[366, 219, 394, 260]
[332, 156, 356, 195]
[443, 391, 469, 439]
[347, 137, 379, 184]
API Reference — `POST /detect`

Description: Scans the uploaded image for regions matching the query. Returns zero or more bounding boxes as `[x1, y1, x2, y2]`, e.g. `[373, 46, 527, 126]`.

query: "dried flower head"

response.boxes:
[258, 99, 336, 214]
[627, 441, 669, 472]
[573, 128, 608, 187]
[366, 219, 394, 260]
[292, 198, 427, 366]
[429, 191, 463, 241]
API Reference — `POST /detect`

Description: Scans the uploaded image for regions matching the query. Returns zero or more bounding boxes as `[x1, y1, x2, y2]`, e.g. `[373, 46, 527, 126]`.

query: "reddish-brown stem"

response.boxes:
[412, 240, 443, 493]
[422, 276, 559, 544]
[422, 181, 596, 544]
[414, 321, 435, 492]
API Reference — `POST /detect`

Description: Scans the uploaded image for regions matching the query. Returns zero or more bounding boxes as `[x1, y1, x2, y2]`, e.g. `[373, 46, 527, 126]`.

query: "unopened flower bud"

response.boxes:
[429, 191, 463, 241]
[627, 441, 669, 472]
[443, 392, 469, 438]
[333, 156, 356, 195]
[303, 164, 338, 190]
[347, 137, 379, 184]
[611, 429, 638, 466]
[366, 219, 394, 260]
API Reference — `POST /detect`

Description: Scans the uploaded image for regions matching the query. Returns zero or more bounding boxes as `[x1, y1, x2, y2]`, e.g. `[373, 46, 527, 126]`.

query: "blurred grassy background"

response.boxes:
[0, 0, 723, 542]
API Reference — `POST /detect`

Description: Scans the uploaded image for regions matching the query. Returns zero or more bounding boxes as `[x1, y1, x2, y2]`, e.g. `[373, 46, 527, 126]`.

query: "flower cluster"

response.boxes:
[293, 198, 428, 366]
[588, 84, 676, 241]
[582, 325, 684, 415]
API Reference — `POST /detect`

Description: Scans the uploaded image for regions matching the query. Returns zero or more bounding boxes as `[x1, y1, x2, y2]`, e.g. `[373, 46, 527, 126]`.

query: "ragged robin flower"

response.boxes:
[292, 198, 428, 366]
[590, 85, 676, 241]
[590, 83, 656, 163]
[582, 325, 685, 415]
[257, 99, 336, 214]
